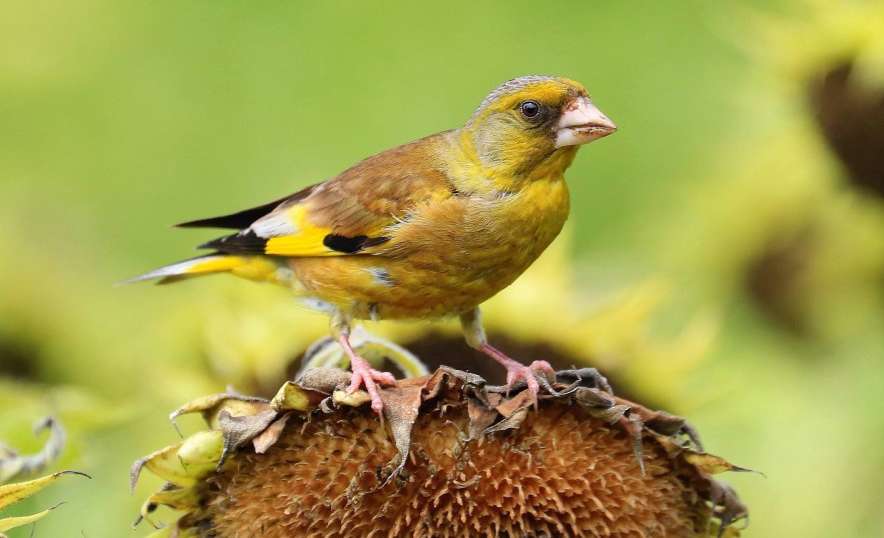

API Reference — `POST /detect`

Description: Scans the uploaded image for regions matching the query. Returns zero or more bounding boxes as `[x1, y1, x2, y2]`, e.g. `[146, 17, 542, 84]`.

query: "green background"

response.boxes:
[1, 1, 882, 536]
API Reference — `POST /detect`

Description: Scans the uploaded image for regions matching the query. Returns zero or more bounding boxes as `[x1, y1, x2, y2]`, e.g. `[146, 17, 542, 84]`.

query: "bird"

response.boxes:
[130, 75, 616, 414]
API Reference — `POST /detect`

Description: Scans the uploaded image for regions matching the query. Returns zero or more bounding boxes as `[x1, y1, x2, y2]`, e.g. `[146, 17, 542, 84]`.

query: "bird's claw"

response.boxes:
[347, 356, 396, 415]
[503, 359, 555, 408]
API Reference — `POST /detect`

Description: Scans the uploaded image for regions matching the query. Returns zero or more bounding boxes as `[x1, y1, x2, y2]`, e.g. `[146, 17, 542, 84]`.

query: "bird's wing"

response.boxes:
[193, 135, 454, 257]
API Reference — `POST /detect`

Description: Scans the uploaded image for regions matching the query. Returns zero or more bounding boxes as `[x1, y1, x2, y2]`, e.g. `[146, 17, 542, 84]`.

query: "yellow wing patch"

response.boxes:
[265, 235, 339, 256]
[263, 205, 339, 256]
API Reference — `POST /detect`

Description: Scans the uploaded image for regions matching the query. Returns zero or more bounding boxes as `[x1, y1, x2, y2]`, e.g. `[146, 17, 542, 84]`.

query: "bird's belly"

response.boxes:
[291, 252, 539, 320]
[290, 179, 569, 319]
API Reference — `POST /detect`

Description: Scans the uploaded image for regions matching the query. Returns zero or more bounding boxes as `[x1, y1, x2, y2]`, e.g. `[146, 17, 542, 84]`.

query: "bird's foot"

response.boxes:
[347, 355, 397, 415]
[480, 344, 555, 408]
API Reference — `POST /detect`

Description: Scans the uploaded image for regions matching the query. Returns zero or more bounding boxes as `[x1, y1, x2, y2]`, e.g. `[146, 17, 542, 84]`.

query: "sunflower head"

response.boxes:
[133, 366, 748, 537]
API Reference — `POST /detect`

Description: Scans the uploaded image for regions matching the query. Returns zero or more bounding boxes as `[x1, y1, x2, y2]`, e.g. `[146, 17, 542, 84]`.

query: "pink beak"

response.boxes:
[555, 97, 617, 148]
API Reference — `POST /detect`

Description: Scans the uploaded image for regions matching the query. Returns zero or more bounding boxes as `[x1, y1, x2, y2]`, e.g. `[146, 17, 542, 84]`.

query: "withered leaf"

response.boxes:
[378, 384, 423, 486]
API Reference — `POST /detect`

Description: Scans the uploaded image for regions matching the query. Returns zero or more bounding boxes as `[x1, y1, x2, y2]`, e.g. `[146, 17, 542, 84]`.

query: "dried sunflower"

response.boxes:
[132, 366, 749, 537]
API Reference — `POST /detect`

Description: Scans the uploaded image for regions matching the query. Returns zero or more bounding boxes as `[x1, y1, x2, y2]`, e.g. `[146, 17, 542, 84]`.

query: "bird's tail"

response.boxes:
[122, 254, 271, 285]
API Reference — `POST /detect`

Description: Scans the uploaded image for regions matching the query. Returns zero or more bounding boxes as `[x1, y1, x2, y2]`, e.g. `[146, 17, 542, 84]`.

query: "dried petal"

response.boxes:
[253, 414, 291, 454]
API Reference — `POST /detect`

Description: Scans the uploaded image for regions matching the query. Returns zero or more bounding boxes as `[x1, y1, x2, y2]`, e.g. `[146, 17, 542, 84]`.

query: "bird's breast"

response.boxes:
[290, 177, 570, 320]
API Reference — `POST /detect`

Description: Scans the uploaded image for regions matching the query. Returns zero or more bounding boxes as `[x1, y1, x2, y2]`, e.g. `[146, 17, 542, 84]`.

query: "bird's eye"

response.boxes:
[519, 100, 541, 119]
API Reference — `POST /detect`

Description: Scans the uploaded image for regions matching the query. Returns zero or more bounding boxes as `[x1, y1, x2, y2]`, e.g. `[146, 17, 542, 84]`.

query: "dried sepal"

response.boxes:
[294, 367, 351, 394]
[135, 484, 200, 529]
[268, 381, 310, 412]
[0, 470, 88, 509]
[0, 503, 60, 536]
[169, 391, 269, 434]
[683, 451, 761, 477]
[0, 471, 88, 537]
[178, 430, 225, 473]
[216, 410, 276, 466]
[130, 431, 222, 492]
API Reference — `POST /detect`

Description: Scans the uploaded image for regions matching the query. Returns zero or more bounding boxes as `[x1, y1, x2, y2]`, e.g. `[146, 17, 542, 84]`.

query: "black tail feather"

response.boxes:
[198, 230, 268, 254]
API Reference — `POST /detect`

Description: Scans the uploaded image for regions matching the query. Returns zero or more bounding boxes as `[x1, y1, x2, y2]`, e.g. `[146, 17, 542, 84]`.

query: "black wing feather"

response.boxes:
[176, 184, 318, 230]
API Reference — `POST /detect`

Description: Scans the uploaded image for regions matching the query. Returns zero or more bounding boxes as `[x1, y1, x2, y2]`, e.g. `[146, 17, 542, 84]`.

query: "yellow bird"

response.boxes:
[132, 75, 616, 413]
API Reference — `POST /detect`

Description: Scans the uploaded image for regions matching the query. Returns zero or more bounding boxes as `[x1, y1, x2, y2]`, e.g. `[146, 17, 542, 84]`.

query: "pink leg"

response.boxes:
[479, 343, 555, 407]
[338, 334, 396, 415]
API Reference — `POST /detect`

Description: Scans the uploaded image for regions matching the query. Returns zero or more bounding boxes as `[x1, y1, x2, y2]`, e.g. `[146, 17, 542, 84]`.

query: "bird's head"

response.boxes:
[460, 75, 616, 182]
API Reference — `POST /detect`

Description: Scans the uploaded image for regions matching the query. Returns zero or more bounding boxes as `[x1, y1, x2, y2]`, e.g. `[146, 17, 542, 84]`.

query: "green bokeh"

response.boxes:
[1, 1, 882, 536]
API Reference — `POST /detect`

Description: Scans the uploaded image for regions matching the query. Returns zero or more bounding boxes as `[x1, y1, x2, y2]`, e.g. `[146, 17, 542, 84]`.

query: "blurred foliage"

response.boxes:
[0, 0, 882, 536]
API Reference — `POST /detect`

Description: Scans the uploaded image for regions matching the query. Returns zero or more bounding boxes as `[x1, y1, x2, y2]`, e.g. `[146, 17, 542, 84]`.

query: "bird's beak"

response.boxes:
[554, 97, 617, 148]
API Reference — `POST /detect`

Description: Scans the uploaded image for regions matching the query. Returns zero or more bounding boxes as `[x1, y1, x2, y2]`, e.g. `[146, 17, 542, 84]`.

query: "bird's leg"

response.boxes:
[460, 308, 555, 407]
[331, 313, 396, 415]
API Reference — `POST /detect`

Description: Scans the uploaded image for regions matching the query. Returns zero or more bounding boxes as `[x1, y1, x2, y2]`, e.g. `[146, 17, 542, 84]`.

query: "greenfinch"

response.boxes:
[132, 75, 616, 413]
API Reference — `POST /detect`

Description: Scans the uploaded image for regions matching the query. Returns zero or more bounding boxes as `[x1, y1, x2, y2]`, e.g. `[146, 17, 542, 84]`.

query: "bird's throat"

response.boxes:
[448, 130, 578, 193]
